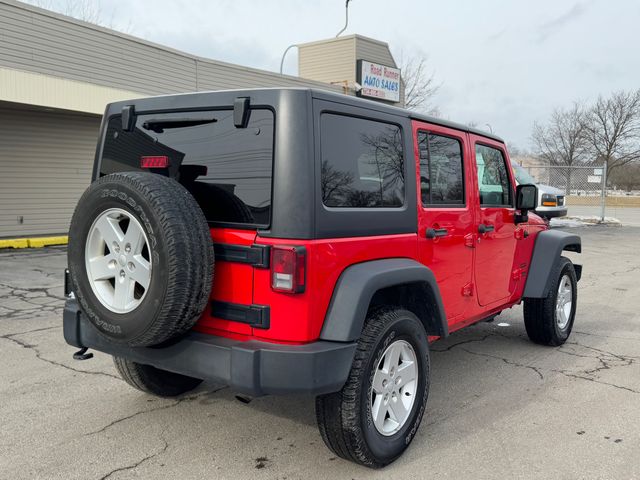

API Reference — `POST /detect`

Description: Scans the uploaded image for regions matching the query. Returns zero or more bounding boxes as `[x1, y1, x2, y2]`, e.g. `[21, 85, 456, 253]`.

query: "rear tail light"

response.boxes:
[271, 246, 306, 293]
[140, 155, 169, 168]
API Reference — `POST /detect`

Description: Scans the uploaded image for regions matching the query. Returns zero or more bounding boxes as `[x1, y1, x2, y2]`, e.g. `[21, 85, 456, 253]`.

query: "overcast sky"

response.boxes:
[30, 0, 639, 150]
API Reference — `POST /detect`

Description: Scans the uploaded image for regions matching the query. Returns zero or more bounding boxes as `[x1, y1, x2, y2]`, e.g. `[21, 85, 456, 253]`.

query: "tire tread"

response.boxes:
[524, 256, 576, 346]
[68, 172, 214, 347]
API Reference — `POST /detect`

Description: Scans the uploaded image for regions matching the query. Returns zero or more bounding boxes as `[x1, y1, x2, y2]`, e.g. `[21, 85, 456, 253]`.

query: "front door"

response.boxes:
[470, 136, 517, 306]
[414, 121, 474, 323]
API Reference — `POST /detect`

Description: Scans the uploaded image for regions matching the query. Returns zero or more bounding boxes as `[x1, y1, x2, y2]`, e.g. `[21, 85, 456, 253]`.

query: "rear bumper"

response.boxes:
[63, 300, 356, 397]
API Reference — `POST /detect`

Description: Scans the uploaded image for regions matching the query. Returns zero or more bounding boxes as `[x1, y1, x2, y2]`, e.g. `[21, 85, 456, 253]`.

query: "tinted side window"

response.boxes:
[418, 132, 464, 206]
[321, 114, 404, 208]
[475, 144, 512, 206]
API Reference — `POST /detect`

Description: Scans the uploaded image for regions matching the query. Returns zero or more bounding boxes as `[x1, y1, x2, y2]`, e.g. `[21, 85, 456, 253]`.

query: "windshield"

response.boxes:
[512, 163, 537, 185]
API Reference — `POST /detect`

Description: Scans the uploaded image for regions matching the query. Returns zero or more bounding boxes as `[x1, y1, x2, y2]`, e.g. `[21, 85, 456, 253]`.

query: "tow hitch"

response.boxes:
[73, 347, 93, 361]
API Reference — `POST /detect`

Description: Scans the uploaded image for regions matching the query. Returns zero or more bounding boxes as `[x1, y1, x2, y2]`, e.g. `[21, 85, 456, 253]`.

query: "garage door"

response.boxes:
[0, 103, 101, 237]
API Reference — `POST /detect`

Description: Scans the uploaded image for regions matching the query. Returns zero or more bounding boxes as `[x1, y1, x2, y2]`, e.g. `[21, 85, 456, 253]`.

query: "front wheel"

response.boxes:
[315, 307, 430, 468]
[524, 256, 578, 346]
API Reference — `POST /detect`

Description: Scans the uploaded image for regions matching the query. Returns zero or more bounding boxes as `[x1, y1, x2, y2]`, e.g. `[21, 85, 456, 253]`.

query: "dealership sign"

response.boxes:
[356, 60, 401, 103]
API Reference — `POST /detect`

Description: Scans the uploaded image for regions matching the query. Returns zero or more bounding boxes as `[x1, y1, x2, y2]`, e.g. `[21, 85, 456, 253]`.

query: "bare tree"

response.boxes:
[585, 90, 640, 177]
[608, 162, 640, 192]
[397, 53, 440, 115]
[532, 103, 589, 192]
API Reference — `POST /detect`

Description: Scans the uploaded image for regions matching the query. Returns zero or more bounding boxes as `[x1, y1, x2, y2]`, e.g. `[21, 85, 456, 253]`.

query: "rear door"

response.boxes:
[99, 107, 275, 336]
[470, 136, 517, 306]
[414, 121, 474, 323]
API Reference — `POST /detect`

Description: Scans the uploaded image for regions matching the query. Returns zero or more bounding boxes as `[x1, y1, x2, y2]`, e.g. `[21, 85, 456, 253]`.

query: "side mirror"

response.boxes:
[515, 184, 537, 224]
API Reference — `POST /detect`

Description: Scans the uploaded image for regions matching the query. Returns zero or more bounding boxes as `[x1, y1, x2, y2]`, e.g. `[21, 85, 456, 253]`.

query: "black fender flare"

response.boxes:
[523, 229, 582, 298]
[319, 258, 448, 342]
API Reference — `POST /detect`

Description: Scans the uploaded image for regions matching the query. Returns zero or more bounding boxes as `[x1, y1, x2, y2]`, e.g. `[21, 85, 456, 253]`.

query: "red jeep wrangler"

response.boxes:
[64, 88, 581, 467]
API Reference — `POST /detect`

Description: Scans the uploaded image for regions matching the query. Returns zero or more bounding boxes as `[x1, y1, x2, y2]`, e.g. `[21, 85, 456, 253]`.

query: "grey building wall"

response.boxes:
[0, 1, 403, 238]
[0, 0, 345, 238]
[0, 102, 101, 237]
[0, 0, 343, 96]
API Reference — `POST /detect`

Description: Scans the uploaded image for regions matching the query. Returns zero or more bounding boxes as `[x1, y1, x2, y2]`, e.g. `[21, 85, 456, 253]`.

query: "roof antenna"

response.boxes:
[335, 0, 352, 37]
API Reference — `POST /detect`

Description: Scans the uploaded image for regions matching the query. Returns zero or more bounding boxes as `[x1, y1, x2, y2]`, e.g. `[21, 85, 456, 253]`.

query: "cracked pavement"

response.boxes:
[1, 227, 639, 479]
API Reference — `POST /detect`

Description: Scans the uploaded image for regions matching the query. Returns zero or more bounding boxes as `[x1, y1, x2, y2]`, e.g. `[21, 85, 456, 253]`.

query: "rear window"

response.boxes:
[320, 114, 404, 208]
[100, 109, 274, 227]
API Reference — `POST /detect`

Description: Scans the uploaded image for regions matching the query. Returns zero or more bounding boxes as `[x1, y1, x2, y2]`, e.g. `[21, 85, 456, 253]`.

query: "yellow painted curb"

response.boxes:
[0, 238, 29, 249]
[0, 236, 68, 249]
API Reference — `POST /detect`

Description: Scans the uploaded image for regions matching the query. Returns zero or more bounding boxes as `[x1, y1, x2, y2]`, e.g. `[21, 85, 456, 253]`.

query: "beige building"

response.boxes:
[0, 0, 402, 238]
[298, 35, 403, 104]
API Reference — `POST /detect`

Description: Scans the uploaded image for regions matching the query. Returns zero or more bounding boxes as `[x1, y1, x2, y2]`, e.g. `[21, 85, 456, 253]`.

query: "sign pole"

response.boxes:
[600, 163, 607, 223]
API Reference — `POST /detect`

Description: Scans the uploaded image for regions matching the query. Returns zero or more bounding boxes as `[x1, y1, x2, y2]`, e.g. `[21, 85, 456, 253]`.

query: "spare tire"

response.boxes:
[68, 172, 214, 347]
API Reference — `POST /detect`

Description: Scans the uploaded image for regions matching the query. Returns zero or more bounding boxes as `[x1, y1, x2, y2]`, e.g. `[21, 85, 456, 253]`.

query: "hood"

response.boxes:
[536, 184, 565, 196]
[527, 211, 547, 226]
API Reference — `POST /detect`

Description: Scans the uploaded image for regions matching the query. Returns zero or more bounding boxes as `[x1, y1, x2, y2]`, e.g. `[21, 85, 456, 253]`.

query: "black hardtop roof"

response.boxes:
[107, 87, 504, 143]
[308, 88, 504, 143]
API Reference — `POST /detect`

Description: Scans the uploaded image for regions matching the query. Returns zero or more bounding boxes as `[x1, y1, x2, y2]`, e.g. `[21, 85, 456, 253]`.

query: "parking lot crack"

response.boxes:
[0, 334, 119, 379]
[84, 387, 227, 437]
[431, 333, 496, 352]
[0, 282, 65, 318]
[610, 264, 640, 277]
[554, 370, 640, 394]
[2, 325, 61, 337]
[565, 341, 640, 360]
[460, 347, 545, 380]
[573, 331, 640, 342]
[554, 341, 637, 393]
[98, 435, 168, 480]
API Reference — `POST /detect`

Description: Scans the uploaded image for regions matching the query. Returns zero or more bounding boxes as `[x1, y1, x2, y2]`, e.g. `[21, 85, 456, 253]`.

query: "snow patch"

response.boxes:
[551, 216, 622, 228]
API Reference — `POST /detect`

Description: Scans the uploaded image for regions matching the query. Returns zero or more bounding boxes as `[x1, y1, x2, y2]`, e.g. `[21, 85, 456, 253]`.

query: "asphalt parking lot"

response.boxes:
[1, 226, 639, 480]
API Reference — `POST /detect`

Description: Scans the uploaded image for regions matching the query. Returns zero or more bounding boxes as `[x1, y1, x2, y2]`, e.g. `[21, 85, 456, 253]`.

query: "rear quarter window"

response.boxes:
[320, 114, 404, 208]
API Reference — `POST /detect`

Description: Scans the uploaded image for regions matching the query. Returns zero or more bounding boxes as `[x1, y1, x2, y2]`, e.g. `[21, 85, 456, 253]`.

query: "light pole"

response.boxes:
[335, 0, 352, 37]
[280, 0, 353, 75]
[279, 44, 297, 75]
[485, 123, 493, 133]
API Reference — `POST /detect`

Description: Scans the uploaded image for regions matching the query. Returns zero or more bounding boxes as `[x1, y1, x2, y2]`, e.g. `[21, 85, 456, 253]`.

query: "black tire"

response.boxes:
[68, 172, 214, 347]
[113, 357, 202, 397]
[187, 182, 254, 224]
[524, 256, 577, 346]
[315, 307, 430, 468]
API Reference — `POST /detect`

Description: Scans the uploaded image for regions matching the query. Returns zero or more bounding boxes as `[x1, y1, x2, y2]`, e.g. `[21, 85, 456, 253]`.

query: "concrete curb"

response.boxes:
[0, 236, 68, 249]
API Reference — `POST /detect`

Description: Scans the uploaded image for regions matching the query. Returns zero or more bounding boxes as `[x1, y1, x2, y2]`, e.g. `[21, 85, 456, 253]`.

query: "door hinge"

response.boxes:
[464, 233, 476, 248]
[462, 283, 474, 297]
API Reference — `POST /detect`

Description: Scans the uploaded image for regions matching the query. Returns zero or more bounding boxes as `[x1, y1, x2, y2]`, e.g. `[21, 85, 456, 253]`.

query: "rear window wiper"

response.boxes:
[142, 117, 217, 133]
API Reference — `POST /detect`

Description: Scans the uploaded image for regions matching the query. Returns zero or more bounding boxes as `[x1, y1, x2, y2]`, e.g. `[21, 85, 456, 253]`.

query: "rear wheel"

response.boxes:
[113, 357, 202, 397]
[524, 256, 577, 346]
[315, 307, 430, 468]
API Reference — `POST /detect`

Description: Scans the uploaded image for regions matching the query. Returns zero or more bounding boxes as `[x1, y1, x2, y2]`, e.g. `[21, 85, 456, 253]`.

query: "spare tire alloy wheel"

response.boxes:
[68, 172, 214, 347]
[85, 208, 152, 314]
